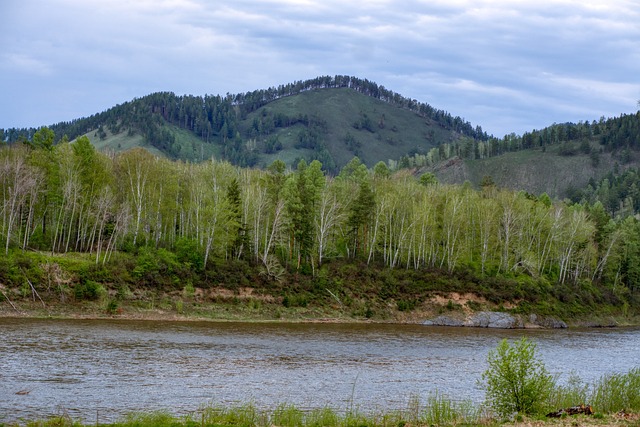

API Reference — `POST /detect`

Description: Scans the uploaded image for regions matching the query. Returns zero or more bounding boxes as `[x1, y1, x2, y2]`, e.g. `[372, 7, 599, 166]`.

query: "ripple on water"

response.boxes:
[1, 319, 639, 424]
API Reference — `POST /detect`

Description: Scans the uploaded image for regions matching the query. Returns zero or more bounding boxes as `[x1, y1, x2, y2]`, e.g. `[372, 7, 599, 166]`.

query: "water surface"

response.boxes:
[1, 318, 638, 423]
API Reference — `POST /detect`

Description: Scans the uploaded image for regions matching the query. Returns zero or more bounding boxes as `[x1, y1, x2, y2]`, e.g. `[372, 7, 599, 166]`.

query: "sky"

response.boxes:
[1, 0, 639, 137]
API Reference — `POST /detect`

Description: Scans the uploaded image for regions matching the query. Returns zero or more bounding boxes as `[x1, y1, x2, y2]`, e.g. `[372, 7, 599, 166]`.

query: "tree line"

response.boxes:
[2, 131, 640, 294]
[391, 112, 640, 171]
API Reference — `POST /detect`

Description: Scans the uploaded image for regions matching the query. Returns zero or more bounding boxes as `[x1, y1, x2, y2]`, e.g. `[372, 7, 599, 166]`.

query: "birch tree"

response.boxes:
[1, 146, 43, 254]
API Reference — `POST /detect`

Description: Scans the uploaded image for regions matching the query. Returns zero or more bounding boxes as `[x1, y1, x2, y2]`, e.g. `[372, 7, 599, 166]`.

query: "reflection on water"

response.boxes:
[0, 318, 638, 423]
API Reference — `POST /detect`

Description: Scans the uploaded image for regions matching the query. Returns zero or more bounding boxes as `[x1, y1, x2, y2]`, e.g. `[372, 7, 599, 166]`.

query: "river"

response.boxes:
[1, 318, 639, 423]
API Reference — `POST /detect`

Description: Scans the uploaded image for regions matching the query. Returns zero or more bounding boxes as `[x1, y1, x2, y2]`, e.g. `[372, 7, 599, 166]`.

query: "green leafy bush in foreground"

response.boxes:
[481, 337, 640, 419]
[481, 337, 555, 418]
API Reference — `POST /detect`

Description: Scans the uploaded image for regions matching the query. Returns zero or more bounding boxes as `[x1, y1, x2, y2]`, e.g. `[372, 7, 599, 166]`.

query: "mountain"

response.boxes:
[0, 76, 486, 173]
[3, 76, 639, 202]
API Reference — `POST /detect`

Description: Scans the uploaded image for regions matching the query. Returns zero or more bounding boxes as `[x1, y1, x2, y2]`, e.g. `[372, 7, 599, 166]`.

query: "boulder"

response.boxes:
[423, 311, 568, 329]
[422, 315, 465, 327]
[465, 311, 523, 329]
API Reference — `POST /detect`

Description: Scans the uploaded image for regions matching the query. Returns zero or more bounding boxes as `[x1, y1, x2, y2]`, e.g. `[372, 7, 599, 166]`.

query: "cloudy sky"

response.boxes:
[1, 0, 639, 137]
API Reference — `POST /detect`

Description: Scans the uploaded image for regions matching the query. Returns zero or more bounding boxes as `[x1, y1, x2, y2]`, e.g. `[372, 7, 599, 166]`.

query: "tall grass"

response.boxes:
[199, 404, 265, 427]
[11, 396, 481, 427]
[590, 368, 640, 413]
[10, 369, 640, 427]
[547, 368, 640, 414]
[421, 392, 481, 426]
[547, 371, 589, 410]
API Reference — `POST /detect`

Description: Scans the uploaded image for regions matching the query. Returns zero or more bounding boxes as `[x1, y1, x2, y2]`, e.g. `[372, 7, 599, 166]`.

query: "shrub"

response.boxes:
[397, 299, 416, 312]
[282, 294, 309, 308]
[74, 279, 105, 301]
[174, 237, 204, 271]
[481, 337, 555, 418]
[105, 299, 119, 314]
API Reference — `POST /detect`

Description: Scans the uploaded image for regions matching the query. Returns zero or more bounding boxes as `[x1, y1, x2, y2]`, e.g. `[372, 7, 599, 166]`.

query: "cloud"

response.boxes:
[1, 0, 639, 136]
[1, 53, 53, 76]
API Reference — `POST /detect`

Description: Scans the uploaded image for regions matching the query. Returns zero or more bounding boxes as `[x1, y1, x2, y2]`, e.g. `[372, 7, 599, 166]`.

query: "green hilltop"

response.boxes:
[1, 75, 484, 173]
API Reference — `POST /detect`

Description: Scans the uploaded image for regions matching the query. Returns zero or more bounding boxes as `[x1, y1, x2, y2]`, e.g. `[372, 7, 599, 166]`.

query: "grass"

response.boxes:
[4, 399, 482, 427]
[590, 368, 640, 414]
[7, 401, 639, 427]
[6, 369, 640, 427]
[79, 123, 218, 163]
[82, 128, 163, 158]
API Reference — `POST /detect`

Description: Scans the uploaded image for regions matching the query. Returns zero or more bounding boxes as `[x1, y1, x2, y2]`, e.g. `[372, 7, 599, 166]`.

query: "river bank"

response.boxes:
[1, 249, 638, 328]
[1, 294, 637, 328]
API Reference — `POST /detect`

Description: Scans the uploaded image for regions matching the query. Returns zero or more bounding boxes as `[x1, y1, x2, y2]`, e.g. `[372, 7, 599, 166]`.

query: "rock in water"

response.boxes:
[422, 316, 465, 327]
[465, 311, 523, 328]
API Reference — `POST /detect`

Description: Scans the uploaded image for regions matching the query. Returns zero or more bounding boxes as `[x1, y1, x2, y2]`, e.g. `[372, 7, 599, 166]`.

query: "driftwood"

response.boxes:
[21, 268, 46, 308]
[547, 404, 594, 418]
[0, 289, 21, 313]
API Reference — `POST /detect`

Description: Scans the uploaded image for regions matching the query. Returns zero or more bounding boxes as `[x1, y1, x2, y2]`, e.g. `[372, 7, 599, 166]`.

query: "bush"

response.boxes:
[282, 294, 309, 308]
[481, 337, 555, 418]
[397, 299, 417, 312]
[174, 237, 204, 271]
[105, 299, 119, 314]
[74, 279, 105, 301]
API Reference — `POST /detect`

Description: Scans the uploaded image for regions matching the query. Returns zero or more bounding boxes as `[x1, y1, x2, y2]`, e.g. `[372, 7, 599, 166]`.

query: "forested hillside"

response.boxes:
[3, 75, 639, 204]
[1, 134, 638, 321]
[394, 112, 640, 204]
[0, 76, 486, 173]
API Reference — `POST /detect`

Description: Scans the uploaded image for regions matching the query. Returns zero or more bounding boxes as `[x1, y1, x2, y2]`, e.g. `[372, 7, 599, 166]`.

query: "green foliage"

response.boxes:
[116, 284, 132, 301]
[419, 172, 437, 186]
[481, 337, 555, 418]
[120, 411, 185, 427]
[590, 368, 640, 413]
[3, 128, 640, 322]
[74, 279, 105, 301]
[105, 299, 119, 314]
[132, 247, 181, 285]
[548, 371, 589, 410]
[282, 294, 309, 308]
[271, 404, 305, 427]
[182, 282, 195, 298]
[132, 247, 160, 279]
[6, 76, 483, 173]
[23, 416, 84, 426]
[174, 238, 204, 271]
[200, 404, 262, 427]
[396, 299, 417, 312]
[12, 379, 640, 427]
[421, 392, 478, 426]
[31, 127, 55, 151]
